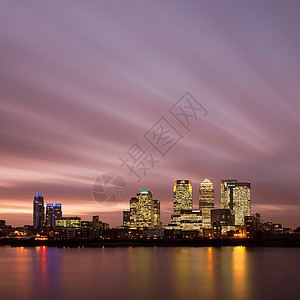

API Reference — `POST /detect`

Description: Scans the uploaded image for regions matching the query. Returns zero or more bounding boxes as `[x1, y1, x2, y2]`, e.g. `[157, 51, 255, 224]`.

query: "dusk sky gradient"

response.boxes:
[0, 1, 299, 228]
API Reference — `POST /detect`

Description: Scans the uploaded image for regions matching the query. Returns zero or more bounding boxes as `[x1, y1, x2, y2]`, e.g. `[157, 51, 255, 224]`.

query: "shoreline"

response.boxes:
[1, 237, 300, 248]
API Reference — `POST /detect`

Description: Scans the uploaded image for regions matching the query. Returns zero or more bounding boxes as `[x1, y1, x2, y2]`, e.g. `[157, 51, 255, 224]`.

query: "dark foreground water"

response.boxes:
[0, 246, 299, 300]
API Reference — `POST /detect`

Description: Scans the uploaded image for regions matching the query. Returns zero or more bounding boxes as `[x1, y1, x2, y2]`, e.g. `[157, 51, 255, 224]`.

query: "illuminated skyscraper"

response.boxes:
[53, 203, 62, 220]
[46, 203, 62, 227]
[123, 210, 131, 227]
[123, 190, 161, 229]
[45, 204, 54, 227]
[167, 180, 204, 231]
[153, 200, 162, 228]
[136, 190, 154, 228]
[221, 180, 251, 226]
[92, 216, 100, 230]
[173, 180, 193, 215]
[199, 178, 214, 229]
[221, 179, 237, 209]
[129, 197, 138, 228]
[33, 193, 45, 228]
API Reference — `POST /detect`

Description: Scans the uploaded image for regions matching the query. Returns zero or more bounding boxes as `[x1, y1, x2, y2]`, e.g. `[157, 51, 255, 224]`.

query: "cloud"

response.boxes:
[0, 1, 299, 228]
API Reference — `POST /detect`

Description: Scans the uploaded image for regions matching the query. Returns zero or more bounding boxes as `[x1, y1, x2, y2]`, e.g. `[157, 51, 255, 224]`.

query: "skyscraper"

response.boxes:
[53, 203, 62, 221]
[173, 180, 193, 215]
[199, 178, 214, 229]
[221, 180, 251, 226]
[45, 203, 62, 227]
[129, 196, 138, 227]
[123, 210, 131, 227]
[123, 190, 161, 229]
[92, 215, 100, 230]
[33, 193, 44, 229]
[221, 179, 237, 209]
[45, 204, 54, 227]
[136, 190, 154, 228]
[153, 199, 162, 228]
[167, 180, 204, 231]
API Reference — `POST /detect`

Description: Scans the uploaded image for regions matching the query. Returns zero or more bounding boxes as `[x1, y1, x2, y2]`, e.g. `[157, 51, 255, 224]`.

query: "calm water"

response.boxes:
[0, 246, 299, 300]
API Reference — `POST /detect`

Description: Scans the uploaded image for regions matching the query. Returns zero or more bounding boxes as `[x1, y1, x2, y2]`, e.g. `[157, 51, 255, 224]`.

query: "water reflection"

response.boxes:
[0, 246, 299, 300]
[233, 246, 247, 299]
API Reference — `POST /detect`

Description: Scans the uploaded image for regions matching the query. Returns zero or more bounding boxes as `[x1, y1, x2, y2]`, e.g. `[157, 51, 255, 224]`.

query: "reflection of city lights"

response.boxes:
[235, 245, 245, 252]
[232, 246, 248, 298]
[35, 237, 48, 241]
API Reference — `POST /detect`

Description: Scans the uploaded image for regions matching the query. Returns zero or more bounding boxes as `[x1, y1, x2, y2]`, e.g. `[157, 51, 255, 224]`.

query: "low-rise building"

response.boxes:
[55, 217, 81, 228]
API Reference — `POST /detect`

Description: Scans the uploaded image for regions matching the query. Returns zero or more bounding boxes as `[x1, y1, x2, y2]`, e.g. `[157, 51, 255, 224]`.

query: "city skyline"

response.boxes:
[0, 175, 299, 228]
[0, 1, 299, 229]
[2, 177, 298, 231]
[1, 3, 299, 300]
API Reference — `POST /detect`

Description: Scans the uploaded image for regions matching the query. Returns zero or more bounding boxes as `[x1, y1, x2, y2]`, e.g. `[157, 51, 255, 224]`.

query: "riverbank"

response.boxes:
[2, 236, 299, 248]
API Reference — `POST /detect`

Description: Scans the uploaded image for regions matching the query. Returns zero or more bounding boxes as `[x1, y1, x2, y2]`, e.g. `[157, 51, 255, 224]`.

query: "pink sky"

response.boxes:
[0, 1, 299, 228]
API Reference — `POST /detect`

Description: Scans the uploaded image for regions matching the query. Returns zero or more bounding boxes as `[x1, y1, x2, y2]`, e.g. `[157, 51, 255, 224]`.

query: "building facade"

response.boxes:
[199, 178, 214, 229]
[92, 216, 100, 230]
[129, 197, 138, 227]
[45, 204, 53, 227]
[167, 180, 204, 232]
[53, 203, 62, 222]
[220, 180, 251, 226]
[245, 213, 262, 238]
[123, 190, 161, 229]
[221, 179, 237, 209]
[55, 217, 81, 228]
[173, 180, 193, 215]
[211, 208, 235, 235]
[33, 193, 45, 228]
[123, 210, 131, 227]
[136, 190, 154, 228]
[179, 210, 202, 231]
[46, 203, 62, 227]
[153, 200, 161, 228]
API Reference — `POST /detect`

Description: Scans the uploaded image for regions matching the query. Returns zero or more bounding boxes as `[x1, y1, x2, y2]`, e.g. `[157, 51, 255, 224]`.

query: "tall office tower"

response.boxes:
[123, 190, 161, 229]
[53, 203, 62, 222]
[92, 215, 100, 230]
[173, 180, 193, 215]
[129, 197, 138, 228]
[45, 204, 54, 227]
[221, 179, 237, 209]
[45, 203, 62, 227]
[199, 178, 214, 209]
[33, 193, 45, 228]
[136, 190, 154, 228]
[153, 200, 162, 228]
[221, 180, 251, 226]
[123, 210, 131, 227]
[199, 178, 214, 229]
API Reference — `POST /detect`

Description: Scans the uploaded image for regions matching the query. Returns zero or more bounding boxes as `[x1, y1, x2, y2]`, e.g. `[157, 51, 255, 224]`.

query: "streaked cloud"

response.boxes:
[0, 1, 299, 228]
